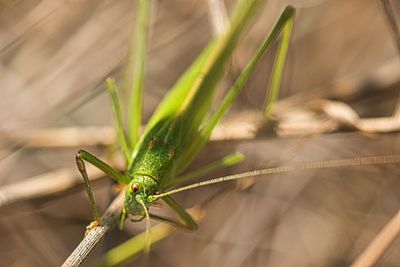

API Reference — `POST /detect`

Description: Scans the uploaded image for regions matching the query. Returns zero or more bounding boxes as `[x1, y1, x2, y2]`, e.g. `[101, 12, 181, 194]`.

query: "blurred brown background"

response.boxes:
[1, 0, 400, 266]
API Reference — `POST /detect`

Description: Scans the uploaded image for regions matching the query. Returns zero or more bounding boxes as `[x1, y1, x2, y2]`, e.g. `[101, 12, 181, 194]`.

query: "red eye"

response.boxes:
[131, 184, 139, 193]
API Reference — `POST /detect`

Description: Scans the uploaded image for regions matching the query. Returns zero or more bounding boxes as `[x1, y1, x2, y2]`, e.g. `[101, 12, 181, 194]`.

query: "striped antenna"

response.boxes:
[148, 154, 400, 201]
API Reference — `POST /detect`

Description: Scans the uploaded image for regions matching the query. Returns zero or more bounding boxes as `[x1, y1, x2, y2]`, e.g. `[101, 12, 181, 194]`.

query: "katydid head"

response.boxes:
[120, 175, 155, 251]
[124, 174, 158, 218]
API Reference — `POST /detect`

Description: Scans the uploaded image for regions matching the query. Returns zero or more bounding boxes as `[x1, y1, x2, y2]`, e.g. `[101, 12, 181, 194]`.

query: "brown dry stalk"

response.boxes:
[0, 166, 103, 208]
[351, 208, 400, 267]
[23, 127, 115, 148]
[61, 192, 125, 267]
[276, 98, 400, 136]
[22, 119, 260, 149]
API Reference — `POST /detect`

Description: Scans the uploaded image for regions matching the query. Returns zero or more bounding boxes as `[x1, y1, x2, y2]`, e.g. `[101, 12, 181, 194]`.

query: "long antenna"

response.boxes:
[149, 154, 400, 201]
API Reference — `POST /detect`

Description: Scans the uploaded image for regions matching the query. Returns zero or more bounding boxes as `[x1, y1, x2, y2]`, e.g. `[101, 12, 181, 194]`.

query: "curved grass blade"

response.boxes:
[129, 0, 266, 166]
[175, 6, 296, 171]
[127, 0, 151, 149]
[264, 5, 295, 118]
[174, 0, 266, 148]
[106, 78, 131, 163]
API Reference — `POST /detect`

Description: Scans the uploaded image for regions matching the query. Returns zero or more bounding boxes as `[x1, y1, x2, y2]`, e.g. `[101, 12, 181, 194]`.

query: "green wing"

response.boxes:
[129, 0, 265, 167]
[175, 6, 296, 171]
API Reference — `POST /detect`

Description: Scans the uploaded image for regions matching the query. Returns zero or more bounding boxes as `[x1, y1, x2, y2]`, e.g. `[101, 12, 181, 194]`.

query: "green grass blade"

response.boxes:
[264, 7, 295, 118]
[106, 78, 131, 163]
[127, 0, 151, 149]
[176, 6, 296, 170]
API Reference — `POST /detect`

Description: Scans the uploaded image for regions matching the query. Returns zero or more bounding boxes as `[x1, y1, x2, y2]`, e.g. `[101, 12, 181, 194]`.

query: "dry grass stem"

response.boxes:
[18, 119, 261, 149]
[24, 127, 115, 148]
[351, 208, 400, 267]
[275, 98, 400, 136]
[62, 192, 125, 267]
[273, 57, 400, 136]
[0, 166, 103, 208]
[0, 119, 260, 210]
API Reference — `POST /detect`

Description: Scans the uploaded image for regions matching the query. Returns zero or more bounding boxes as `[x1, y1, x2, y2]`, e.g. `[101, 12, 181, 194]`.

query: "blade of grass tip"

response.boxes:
[264, 6, 294, 118]
[177, 6, 296, 169]
[106, 78, 131, 164]
[127, 0, 151, 149]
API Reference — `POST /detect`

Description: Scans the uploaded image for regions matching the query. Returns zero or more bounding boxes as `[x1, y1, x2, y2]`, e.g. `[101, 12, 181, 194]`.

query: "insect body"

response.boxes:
[75, 0, 284, 235]
[123, 119, 193, 227]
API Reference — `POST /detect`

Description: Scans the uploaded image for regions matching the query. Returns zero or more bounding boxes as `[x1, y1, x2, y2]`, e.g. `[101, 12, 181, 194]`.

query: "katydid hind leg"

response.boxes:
[162, 196, 198, 230]
[149, 213, 192, 229]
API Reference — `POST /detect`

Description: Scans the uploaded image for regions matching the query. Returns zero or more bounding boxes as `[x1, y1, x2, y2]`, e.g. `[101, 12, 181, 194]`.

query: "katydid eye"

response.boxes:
[131, 184, 139, 193]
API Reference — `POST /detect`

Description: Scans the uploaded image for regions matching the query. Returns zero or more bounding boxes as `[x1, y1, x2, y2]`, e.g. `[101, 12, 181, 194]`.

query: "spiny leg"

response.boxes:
[76, 152, 100, 224]
[149, 213, 192, 229]
[75, 149, 130, 232]
[161, 195, 198, 230]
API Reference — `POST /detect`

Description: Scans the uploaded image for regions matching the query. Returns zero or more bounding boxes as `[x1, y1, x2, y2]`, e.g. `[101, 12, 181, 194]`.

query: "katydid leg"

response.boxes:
[161, 196, 198, 230]
[75, 149, 129, 223]
[149, 213, 190, 229]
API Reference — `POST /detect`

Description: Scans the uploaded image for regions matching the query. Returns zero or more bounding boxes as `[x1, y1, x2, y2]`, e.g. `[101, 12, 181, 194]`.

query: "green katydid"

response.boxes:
[74, 0, 400, 259]
[76, 0, 294, 243]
